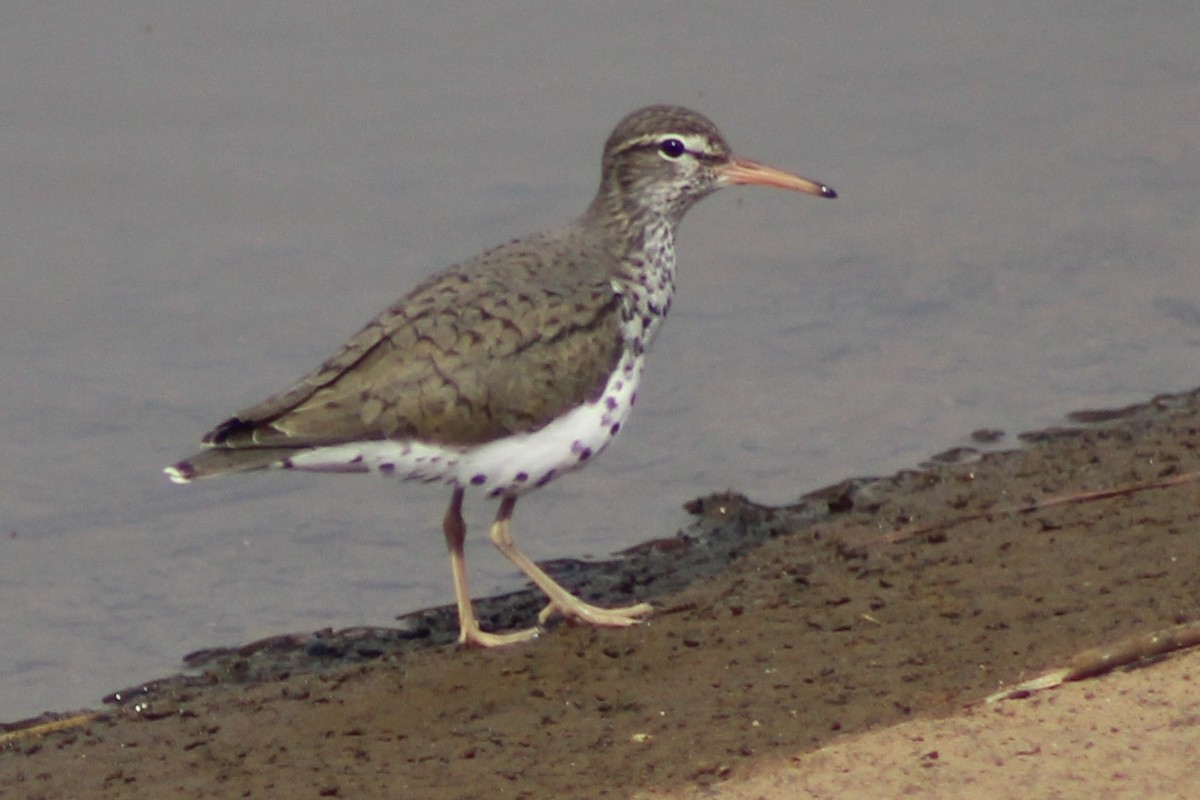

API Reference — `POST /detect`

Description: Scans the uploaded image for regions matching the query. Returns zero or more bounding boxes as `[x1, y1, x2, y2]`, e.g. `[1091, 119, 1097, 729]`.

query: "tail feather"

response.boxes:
[164, 447, 305, 484]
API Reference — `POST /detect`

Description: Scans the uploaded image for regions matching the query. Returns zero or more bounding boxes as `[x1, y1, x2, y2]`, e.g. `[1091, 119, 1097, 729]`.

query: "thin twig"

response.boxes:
[885, 469, 1200, 544]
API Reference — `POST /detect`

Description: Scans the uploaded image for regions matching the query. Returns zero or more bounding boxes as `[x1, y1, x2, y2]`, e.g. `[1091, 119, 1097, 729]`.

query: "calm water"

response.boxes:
[2, 2, 1197, 720]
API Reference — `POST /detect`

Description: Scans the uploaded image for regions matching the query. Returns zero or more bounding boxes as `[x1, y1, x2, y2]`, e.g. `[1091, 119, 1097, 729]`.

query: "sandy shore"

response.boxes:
[637, 645, 1200, 800]
[2, 388, 1198, 799]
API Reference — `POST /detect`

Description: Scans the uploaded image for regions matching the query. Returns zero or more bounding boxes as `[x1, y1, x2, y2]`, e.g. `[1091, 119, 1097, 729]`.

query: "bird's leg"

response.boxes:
[441, 487, 540, 648]
[488, 496, 654, 629]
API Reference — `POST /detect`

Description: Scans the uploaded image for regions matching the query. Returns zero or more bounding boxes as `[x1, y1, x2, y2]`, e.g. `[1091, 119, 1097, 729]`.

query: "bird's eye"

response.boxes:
[658, 138, 687, 159]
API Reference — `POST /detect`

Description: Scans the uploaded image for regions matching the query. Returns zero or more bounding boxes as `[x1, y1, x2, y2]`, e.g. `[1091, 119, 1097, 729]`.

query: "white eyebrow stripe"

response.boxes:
[666, 133, 713, 153]
[617, 132, 716, 155]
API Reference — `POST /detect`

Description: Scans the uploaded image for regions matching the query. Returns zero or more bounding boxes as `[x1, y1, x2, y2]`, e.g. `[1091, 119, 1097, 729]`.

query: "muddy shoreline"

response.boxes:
[3, 388, 1198, 798]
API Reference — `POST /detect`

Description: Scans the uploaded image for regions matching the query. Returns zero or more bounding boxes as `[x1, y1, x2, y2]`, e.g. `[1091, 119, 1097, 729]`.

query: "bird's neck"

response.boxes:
[619, 215, 677, 352]
[590, 214, 678, 353]
[580, 186, 689, 353]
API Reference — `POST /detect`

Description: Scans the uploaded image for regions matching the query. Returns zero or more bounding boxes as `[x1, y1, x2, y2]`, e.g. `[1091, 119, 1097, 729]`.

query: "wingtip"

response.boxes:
[202, 415, 253, 446]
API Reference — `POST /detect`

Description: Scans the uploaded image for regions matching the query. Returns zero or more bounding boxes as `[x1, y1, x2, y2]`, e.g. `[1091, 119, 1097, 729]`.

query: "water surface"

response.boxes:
[1, 2, 1196, 720]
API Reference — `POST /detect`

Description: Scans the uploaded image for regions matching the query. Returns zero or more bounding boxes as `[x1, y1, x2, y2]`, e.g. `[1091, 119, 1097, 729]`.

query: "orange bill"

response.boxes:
[719, 157, 836, 198]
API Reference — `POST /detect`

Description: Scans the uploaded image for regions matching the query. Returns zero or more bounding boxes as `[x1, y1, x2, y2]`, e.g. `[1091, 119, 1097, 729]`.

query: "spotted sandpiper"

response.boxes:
[166, 105, 835, 647]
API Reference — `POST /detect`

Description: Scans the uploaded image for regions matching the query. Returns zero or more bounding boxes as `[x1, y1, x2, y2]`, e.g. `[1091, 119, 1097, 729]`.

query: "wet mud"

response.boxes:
[2, 389, 1198, 799]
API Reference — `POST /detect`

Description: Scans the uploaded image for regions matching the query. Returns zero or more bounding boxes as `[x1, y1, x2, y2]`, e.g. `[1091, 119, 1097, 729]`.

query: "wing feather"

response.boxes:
[202, 230, 625, 451]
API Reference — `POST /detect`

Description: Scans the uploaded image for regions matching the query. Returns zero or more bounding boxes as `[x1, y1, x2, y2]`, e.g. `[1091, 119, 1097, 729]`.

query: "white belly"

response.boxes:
[286, 350, 644, 497]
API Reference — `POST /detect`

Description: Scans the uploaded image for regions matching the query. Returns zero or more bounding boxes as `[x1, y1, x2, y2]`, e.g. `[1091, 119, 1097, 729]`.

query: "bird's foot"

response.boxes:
[538, 598, 655, 628]
[457, 621, 541, 649]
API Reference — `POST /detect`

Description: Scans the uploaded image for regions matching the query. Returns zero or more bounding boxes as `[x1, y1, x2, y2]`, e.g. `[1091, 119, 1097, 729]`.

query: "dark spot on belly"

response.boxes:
[471, 473, 487, 486]
[610, 423, 620, 435]
[605, 396, 619, 411]
[536, 469, 557, 487]
[515, 471, 529, 482]
[281, 457, 295, 470]
[578, 448, 592, 461]
[379, 463, 396, 475]
[350, 455, 363, 464]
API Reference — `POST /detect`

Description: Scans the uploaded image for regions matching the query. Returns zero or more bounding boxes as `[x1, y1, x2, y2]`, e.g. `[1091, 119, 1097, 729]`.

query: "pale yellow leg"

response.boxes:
[441, 488, 540, 648]
[488, 496, 654, 629]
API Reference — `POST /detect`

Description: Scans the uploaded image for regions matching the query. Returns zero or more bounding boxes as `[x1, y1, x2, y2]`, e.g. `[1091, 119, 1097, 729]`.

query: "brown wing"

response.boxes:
[203, 231, 624, 450]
